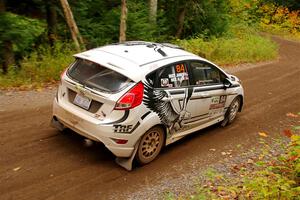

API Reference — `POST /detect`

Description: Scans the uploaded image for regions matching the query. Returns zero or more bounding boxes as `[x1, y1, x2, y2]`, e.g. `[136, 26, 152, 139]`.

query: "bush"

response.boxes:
[257, 3, 300, 40]
[176, 30, 278, 66]
[0, 42, 76, 89]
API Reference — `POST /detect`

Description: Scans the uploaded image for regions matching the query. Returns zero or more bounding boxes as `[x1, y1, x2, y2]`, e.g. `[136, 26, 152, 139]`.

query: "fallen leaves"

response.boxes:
[13, 167, 21, 172]
[286, 112, 298, 118]
[283, 129, 292, 138]
[258, 132, 268, 137]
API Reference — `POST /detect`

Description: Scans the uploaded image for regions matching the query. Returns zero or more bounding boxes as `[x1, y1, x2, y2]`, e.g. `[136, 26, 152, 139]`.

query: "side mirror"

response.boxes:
[223, 78, 232, 89]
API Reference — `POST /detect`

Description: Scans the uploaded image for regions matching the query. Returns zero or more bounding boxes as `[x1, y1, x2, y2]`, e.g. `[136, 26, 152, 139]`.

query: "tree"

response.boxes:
[46, 0, 57, 48]
[149, 0, 157, 24]
[175, 3, 186, 38]
[0, 0, 14, 74]
[119, 0, 127, 42]
[59, 0, 85, 51]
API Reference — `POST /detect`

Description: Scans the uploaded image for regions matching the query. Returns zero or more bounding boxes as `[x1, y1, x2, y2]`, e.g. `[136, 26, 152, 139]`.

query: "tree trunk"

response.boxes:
[2, 41, 14, 74]
[59, 0, 85, 51]
[119, 0, 127, 43]
[149, 0, 157, 24]
[46, 0, 57, 48]
[175, 6, 186, 39]
[0, 0, 4, 12]
[0, 0, 14, 74]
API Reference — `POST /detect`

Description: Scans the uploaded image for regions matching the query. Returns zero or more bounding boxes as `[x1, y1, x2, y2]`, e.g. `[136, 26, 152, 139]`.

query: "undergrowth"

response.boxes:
[166, 112, 300, 200]
[0, 25, 280, 90]
[0, 42, 76, 90]
[176, 28, 278, 66]
[259, 3, 300, 41]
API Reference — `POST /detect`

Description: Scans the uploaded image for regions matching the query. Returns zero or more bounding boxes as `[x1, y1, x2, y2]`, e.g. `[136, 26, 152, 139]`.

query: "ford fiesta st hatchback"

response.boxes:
[51, 41, 244, 170]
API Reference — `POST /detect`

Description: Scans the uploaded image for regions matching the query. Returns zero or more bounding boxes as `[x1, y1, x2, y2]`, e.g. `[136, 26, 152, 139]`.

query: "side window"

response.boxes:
[190, 61, 225, 86]
[156, 62, 189, 88]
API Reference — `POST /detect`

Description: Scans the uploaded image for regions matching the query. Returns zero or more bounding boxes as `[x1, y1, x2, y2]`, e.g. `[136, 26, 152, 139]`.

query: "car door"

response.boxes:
[145, 61, 194, 134]
[185, 60, 229, 124]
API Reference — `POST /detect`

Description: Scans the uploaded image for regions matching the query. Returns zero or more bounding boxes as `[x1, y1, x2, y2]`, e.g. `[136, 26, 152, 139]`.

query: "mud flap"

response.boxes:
[51, 117, 65, 131]
[115, 139, 140, 171]
[221, 107, 230, 127]
[221, 117, 228, 127]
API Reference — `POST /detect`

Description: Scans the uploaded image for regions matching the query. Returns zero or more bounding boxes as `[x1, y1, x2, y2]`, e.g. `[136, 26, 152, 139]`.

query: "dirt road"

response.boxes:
[0, 37, 300, 200]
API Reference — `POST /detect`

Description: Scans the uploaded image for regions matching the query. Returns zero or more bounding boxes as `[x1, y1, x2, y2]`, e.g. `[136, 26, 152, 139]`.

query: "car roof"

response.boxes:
[73, 41, 201, 82]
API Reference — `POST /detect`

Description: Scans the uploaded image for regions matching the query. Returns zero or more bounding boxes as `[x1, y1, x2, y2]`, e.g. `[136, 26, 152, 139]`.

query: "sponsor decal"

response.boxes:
[113, 122, 140, 134]
[160, 78, 169, 87]
[209, 95, 227, 116]
[113, 125, 133, 133]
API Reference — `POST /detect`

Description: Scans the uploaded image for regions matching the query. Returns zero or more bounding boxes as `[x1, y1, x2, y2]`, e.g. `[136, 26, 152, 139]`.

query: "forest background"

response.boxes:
[0, 0, 300, 88]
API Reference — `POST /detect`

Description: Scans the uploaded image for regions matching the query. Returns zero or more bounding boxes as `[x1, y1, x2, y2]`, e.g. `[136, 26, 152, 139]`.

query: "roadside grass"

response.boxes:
[165, 113, 300, 200]
[260, 25, 300, 42]
[0, 31, 278, 90]
[176, 31, 278, 66]
[0, 42, 76, 90]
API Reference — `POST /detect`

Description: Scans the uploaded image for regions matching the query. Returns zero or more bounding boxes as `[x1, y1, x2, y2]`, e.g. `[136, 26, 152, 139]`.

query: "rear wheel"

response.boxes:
[136, 126, 165, 165]
[221, 97, 241, 127]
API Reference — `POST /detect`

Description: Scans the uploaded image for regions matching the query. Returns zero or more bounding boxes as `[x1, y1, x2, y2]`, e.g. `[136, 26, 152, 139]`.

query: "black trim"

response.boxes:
[231, 84, 240, 88]
[141, 111, 151, 120]
[190, 96, 211, 100]
[103, 110, 130, 125]
[129, 121, 140, 133]
[169, 90, 185, 95]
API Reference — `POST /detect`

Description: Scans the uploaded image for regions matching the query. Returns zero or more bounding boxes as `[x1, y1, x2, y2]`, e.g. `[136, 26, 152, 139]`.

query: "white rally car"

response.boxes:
[51, 41, 244, 170]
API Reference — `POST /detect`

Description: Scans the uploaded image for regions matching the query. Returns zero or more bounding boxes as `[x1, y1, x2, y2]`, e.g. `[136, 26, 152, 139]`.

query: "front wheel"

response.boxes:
[136, 126, 165, 165]
[221, 97, 241, 127]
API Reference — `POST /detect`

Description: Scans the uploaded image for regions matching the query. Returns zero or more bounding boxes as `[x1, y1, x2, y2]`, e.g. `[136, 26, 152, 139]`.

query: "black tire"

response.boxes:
[221, 97, 241, 127]
[136, 126, 165, 165]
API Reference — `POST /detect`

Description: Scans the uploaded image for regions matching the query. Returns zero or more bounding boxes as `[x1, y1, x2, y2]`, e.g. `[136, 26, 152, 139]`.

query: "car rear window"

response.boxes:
[67, 59, 132, 93]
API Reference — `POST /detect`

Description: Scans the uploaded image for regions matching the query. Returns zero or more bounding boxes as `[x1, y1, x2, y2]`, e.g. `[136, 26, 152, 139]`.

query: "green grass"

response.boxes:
[0, 42, 76, 90]
[0, 32, 279, 90]
[176, 32, 278, 66]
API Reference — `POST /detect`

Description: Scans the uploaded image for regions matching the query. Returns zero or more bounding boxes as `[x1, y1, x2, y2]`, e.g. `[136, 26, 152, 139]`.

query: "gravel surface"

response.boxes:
[0, 36, 299, 200]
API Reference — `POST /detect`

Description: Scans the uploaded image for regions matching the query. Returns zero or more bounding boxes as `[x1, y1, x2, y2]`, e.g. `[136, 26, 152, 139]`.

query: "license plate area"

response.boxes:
[73, 93, 92, 110]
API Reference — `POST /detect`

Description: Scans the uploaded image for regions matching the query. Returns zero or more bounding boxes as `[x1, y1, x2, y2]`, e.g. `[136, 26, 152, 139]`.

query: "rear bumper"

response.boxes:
[52, 99, 135, 157]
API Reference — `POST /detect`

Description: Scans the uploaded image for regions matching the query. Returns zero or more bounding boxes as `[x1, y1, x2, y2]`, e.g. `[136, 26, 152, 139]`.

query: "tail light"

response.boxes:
[114, 82, 144, 110]
[60, 68, 68, 80]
